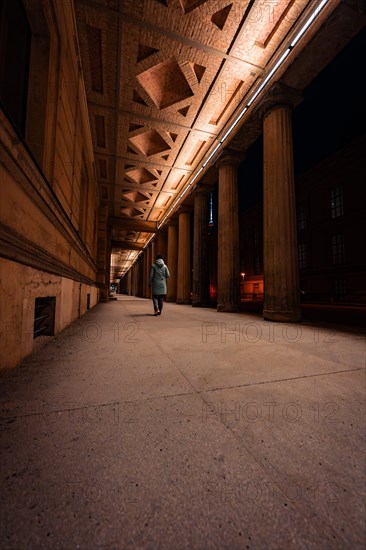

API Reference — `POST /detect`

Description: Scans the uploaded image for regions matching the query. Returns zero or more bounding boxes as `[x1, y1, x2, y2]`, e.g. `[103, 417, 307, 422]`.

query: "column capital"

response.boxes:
[166, 218, 178, 227]
[192, 182, 212, 198]
[177, 205, 193, 215]
[156, 226, 168, 234]
[256, 82, 303, 121]
[216, 148, 243, 169]
[229, 116, 261, 153]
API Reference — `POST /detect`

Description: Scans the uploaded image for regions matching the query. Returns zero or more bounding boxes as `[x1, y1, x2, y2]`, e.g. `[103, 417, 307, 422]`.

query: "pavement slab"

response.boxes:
[0, 296, 365, 549]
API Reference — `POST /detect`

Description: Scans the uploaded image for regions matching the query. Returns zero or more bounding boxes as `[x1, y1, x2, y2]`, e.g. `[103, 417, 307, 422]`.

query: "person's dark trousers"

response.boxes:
[152, 294, 165, 313]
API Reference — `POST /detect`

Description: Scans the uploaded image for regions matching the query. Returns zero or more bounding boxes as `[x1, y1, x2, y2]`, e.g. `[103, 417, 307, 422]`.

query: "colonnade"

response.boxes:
[125, 84, 302, 322]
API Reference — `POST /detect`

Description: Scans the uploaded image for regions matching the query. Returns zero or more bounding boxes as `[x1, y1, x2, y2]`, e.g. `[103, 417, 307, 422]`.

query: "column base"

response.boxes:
[166, 297, 176, 303]
[176, 299, 191, 305]
[263, 309, 302, 322]
[217, 304, 240, 313]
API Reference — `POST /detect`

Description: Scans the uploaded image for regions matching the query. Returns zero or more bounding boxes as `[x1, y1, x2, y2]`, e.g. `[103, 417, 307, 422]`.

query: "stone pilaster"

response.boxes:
[176, 209, 192, 304]
[262, 86, 302, 322]
[96, 205, 109, 302]
[166, 222, 178, 302]
[216, 150, 241, 312]
[192, 184, 211, 307]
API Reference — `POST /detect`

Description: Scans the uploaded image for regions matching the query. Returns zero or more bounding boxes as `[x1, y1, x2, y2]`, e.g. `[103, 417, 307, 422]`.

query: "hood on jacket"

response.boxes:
[155, 258, 165, 268]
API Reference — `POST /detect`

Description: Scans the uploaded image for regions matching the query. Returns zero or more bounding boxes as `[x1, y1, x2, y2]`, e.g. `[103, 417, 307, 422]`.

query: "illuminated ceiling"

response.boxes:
[74, 0, 346, 280]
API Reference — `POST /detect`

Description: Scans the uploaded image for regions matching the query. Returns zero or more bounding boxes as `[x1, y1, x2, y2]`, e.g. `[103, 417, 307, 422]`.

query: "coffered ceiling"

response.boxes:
[74, 0, 340, 280]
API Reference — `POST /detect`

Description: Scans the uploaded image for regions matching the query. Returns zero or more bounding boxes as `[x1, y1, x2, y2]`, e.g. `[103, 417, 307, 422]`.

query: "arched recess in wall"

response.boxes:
[22, 0, 60, 183]
[0, 0, 31, 137]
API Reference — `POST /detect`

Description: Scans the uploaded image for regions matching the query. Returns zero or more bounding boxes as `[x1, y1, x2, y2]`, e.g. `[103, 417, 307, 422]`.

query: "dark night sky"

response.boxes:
[292, 25, 366, 174]
[235, 25, 366, 216]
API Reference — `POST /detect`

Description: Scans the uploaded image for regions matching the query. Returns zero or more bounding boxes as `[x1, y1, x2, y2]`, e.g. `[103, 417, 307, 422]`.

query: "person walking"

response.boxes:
[149, 255, 170, 315]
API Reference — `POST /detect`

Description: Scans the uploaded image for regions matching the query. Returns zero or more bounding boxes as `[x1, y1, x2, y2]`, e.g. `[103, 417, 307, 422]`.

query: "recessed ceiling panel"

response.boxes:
[129, 129, 171, 156]
[136, 58, 194, 109]
[125, 166, 158, 184]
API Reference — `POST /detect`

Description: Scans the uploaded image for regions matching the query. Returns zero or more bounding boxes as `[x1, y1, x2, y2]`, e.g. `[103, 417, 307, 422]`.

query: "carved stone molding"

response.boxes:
[0, 222, 97, 286]
[0, 112, 97, 274]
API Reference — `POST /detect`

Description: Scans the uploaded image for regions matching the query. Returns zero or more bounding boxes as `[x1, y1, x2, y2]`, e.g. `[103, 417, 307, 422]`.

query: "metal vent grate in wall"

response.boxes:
[33, 297, 56, 339]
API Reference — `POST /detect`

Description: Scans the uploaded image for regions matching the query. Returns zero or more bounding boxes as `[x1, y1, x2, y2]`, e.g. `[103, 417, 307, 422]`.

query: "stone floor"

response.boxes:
[0, 295, 365, 549]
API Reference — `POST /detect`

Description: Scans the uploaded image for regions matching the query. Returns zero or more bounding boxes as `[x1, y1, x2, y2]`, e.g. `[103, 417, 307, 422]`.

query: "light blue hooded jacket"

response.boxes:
[149, 258, 170, 295]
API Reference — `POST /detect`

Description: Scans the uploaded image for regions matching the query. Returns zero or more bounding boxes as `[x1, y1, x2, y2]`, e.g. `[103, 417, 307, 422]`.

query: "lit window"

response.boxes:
[298, 243, 307, 269]
[297, 202, 306, 230]
[330, 185, 344, 218]
[332, 233, 345, 265]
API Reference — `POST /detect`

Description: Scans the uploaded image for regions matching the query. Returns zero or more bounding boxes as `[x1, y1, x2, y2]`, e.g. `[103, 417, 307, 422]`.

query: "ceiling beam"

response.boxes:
[122, 13, 265, 70]
[111, 240, 144, 251]
[109, 217, 158, 233]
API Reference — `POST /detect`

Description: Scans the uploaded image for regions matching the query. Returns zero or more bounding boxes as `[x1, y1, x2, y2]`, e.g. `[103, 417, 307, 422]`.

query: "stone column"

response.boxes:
[132, 263, 139, 296]
[151, 239, 157, 264]
[143, 247, 151, 298]
[262, 87, 301, 322]
[120, 275, 128, 294]
[131, 265, 135, 296]
[156, 231, 168, 262]
[176, 209, 192, 304]
[127, 269, 132, 296]
[146, 243, 152, 298]
[216, 150, 241, 312]
[166, 222, 178, 302]
[192, 184, 211, 307]
[137, 256, 143, 297]
[141, 250, 146, 298]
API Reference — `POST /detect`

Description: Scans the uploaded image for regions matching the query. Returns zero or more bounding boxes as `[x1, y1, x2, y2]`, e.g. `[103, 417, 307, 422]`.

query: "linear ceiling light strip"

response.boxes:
[290, 0, 329, 47]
